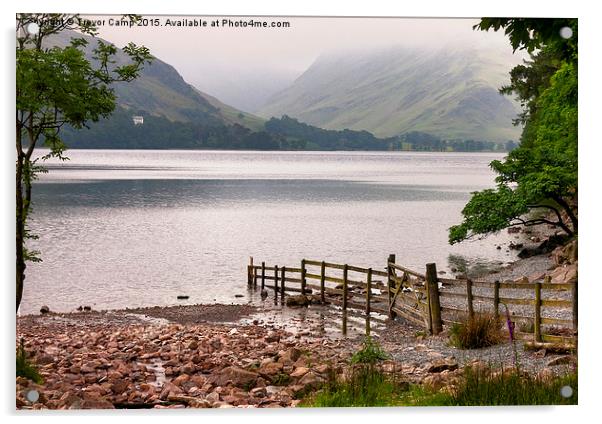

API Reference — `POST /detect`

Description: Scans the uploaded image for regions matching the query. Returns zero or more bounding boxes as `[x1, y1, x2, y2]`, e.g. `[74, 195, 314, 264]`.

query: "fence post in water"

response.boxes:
[274, 265, 279, 296]
[426, 263, 442, 335]
[387, 254, 396, 319]
[366, 268, 372, 336]
[261, 262, 266, 290]
[534, 282, 542, 342]
[466, 278, 474, 319]
[301, 259, 307, 295]
[320, 261, 326, 304]
[248, 257, 254, 287]
[281, 266, 286, 299]
[342, 264, 349, 311]
[493, 280, 500, 319]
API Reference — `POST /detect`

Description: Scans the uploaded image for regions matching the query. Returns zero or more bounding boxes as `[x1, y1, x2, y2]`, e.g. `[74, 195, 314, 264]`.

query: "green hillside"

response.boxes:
[46, 30, 265, 130]
[258, 45, 524, 142]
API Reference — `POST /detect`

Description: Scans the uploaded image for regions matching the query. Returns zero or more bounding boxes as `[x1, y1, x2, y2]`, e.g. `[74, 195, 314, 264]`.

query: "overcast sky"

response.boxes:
[87, 16, 515, 79]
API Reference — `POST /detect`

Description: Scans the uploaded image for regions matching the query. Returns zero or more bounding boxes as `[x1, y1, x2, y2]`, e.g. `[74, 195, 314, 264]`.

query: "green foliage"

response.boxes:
[400, 367, 577, 406]
[475, 18, 577, 61]
[16, 340, 43, 384]
[449, 366, 577, 406]
[302, 366, 405, 407]
[450, 19, 578, 244]
[449, 312, 504, 349]
[15, 14, 152, 311]
[350, 336, 389, 365]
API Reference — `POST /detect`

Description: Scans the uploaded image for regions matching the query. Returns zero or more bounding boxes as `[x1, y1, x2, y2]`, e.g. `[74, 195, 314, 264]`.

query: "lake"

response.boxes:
[21, 150, 516, 315]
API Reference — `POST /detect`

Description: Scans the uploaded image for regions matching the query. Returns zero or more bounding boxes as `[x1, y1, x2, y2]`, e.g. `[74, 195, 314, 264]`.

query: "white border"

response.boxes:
[2, 1, 599, 423]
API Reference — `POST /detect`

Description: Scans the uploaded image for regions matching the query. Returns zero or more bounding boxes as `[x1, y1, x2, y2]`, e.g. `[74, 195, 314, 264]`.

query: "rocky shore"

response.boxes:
[16, 298, 575, 410]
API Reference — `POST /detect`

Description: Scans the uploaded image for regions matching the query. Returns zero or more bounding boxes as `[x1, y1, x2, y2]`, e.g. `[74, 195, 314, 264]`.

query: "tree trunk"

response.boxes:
[16, 153, 25, 312]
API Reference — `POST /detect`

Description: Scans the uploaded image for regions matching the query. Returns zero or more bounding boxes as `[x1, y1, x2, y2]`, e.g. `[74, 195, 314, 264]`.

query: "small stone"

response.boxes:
[206, 391, 220, 402]
[427, 359, 458, 373]
[172, 374, 190, 387]
[40, 305, 50, 314]
[250, 387, 267, 398]
[110, 379, 129, 394]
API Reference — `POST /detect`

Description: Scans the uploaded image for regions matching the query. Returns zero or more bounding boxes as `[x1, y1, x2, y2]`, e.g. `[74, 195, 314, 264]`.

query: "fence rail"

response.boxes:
[247, 255, 577, 348]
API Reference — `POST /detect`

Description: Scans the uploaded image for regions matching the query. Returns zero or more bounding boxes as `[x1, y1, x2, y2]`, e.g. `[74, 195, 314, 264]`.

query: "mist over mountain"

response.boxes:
[46, 30, 264, 131]
[190, 67, 301, 113]
[258, 44, 524, 142]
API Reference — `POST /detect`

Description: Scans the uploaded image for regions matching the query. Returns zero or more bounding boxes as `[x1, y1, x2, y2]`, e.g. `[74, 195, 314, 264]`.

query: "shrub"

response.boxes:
[16, 339, 43, 384]
[449, 312, 504, 349]
[350, 336, 389, 364]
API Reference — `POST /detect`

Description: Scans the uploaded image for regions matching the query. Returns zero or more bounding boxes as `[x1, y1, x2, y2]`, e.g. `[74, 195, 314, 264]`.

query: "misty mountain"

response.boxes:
[46, 30, 265, 132]
[191, 68, 301, 113]
[258, 45, 524, 142]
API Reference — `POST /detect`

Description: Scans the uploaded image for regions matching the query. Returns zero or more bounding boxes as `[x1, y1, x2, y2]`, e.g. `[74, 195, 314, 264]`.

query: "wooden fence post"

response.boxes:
[466, 278, 474, 319]
[342, 264, 349, 311]
[387, 254, 396, 319]
[261, 262, 266, 290]
[320, 261, 326, 303]
[572, 277, 578, 353]
[426, 263, 442, 335]
[572, 279, 578, 334]
[248, 256, 254, 286]
[281, 266, 286, 299]
[301, 259, 307, 295]
[534, 282, 542, 342]
[366, 268, 372, 336]
[274, 265, 279, 296]
[493, 280, 500, 319]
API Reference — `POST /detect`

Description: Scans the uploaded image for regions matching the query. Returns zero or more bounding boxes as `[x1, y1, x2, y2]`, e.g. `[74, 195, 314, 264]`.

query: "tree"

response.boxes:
[449, 19, 577, 244]
[16, 14, 152, 311]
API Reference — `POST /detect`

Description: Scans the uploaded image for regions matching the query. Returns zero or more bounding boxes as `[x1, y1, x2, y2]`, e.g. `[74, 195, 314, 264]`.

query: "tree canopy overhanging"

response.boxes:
[449, 18, 577, 244]
[15, 14, 152, 311]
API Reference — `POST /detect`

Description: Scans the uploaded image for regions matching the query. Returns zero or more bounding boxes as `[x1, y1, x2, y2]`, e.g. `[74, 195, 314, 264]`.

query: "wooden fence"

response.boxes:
[247, 255, 577, 349]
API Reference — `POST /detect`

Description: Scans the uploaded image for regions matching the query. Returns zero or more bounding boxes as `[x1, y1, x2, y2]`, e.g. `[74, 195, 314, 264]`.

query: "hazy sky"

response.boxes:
[86, 16, 517, 82]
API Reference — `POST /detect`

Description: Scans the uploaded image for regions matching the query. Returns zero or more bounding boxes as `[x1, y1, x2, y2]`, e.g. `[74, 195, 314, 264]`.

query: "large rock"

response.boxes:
[550, 264, 577, 284]
[286, 295, 310, 307]
[297, 371, 325, 391]
[258, 362, 283, 377]
[290, 367, 310, 378]
[212, 366, 259, 388]
[159, 381, 183, 401]
[280, 347, 302, 364]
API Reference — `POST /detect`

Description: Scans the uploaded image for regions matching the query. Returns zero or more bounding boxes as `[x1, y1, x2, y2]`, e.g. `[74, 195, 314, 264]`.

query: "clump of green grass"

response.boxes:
[16, 339, 43, 384]
[449, 366, 577, 405]
[302, 337, 405, 407]
[350, 336, 389, 364]
[449, 312, 504, 349]
[304, 366, 406, 407]
[401, 366, 577, 406]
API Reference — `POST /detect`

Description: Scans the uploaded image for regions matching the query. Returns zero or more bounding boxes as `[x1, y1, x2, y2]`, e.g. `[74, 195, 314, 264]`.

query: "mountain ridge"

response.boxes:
[258, 45, 523, 142]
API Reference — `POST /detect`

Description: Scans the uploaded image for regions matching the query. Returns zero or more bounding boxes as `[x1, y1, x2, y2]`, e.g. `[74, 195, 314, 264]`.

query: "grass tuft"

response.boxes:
[449, 312, 504, 349]
[350, 336, 389, 364]
[16, 339, 43, 384]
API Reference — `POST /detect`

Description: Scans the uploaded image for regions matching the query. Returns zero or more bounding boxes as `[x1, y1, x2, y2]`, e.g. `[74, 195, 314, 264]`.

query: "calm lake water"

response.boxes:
[22, 150, 516, 315]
